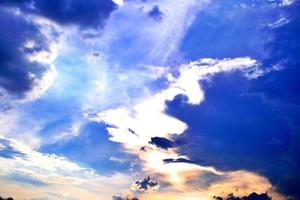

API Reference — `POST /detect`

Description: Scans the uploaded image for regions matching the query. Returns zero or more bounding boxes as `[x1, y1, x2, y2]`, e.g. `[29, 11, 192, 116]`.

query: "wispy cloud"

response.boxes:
[0, 136, 132, 200]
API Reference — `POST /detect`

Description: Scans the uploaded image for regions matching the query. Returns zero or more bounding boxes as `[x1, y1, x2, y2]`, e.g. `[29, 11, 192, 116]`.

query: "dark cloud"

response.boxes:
[0, 0, 117, 29]
[148, 5, 164, 22]
[149, 137, 174, 150]
[163, 158, 196, 164]
[0, 138, 25, 159]
[131, 176, 159, 192]
[213, 192, 271, 200]
[0, 8, 56, 100]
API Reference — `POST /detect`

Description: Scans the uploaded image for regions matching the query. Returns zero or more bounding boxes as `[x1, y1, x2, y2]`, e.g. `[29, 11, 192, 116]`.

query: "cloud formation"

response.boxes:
[88, 57, 285, 199]
[0, 1, 298, 199]
[0, 136, 132, 200]
[0, 8, 58, 101]
[0, 0, 117, 102]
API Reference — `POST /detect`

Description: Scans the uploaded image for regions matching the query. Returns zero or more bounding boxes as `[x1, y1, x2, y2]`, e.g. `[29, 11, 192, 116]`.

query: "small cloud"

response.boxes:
[148, 5, 164, 22]
[110, 156, 126, 163]
[112, 0, 125, 7]
[149, 137, 174, 150]
[131, 176, 159, 192]
[280, 0, 295, 6]
[163, 157, 195, 164]
[268, 17, 290, 28]
[112, 196, 139, 200]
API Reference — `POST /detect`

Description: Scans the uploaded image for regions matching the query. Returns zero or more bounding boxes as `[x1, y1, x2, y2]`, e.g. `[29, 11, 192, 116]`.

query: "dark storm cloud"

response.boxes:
[0, 0, 117, 28]
[148, 5, 164, 22]
[0, 9, 54, 99]
[149, 137, 174, 150]
[168, 2, 300, 199]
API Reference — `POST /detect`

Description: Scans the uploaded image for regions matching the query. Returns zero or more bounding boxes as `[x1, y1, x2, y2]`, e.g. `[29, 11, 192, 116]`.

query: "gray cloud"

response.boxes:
[130, 176, 159, 192]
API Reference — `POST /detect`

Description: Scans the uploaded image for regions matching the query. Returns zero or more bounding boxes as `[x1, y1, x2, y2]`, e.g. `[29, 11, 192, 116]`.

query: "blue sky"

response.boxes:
[0, 0, 299, 200]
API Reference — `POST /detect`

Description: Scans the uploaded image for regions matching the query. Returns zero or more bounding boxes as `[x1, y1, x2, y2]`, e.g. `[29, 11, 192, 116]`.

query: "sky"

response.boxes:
[0, 0, 299, 200]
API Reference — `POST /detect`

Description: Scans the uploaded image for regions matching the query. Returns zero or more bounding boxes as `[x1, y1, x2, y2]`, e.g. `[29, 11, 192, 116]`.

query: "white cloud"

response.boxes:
[24, 64, 58, 101]
[0, 136, 132, 200]
[112, 0, 125, 7]
[268, 17, 290, 28]
[0, 109, 43, 149]
[280, 0, 295, 6]
[91, 57, 258, 147]
[48, 120, 85, 143]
